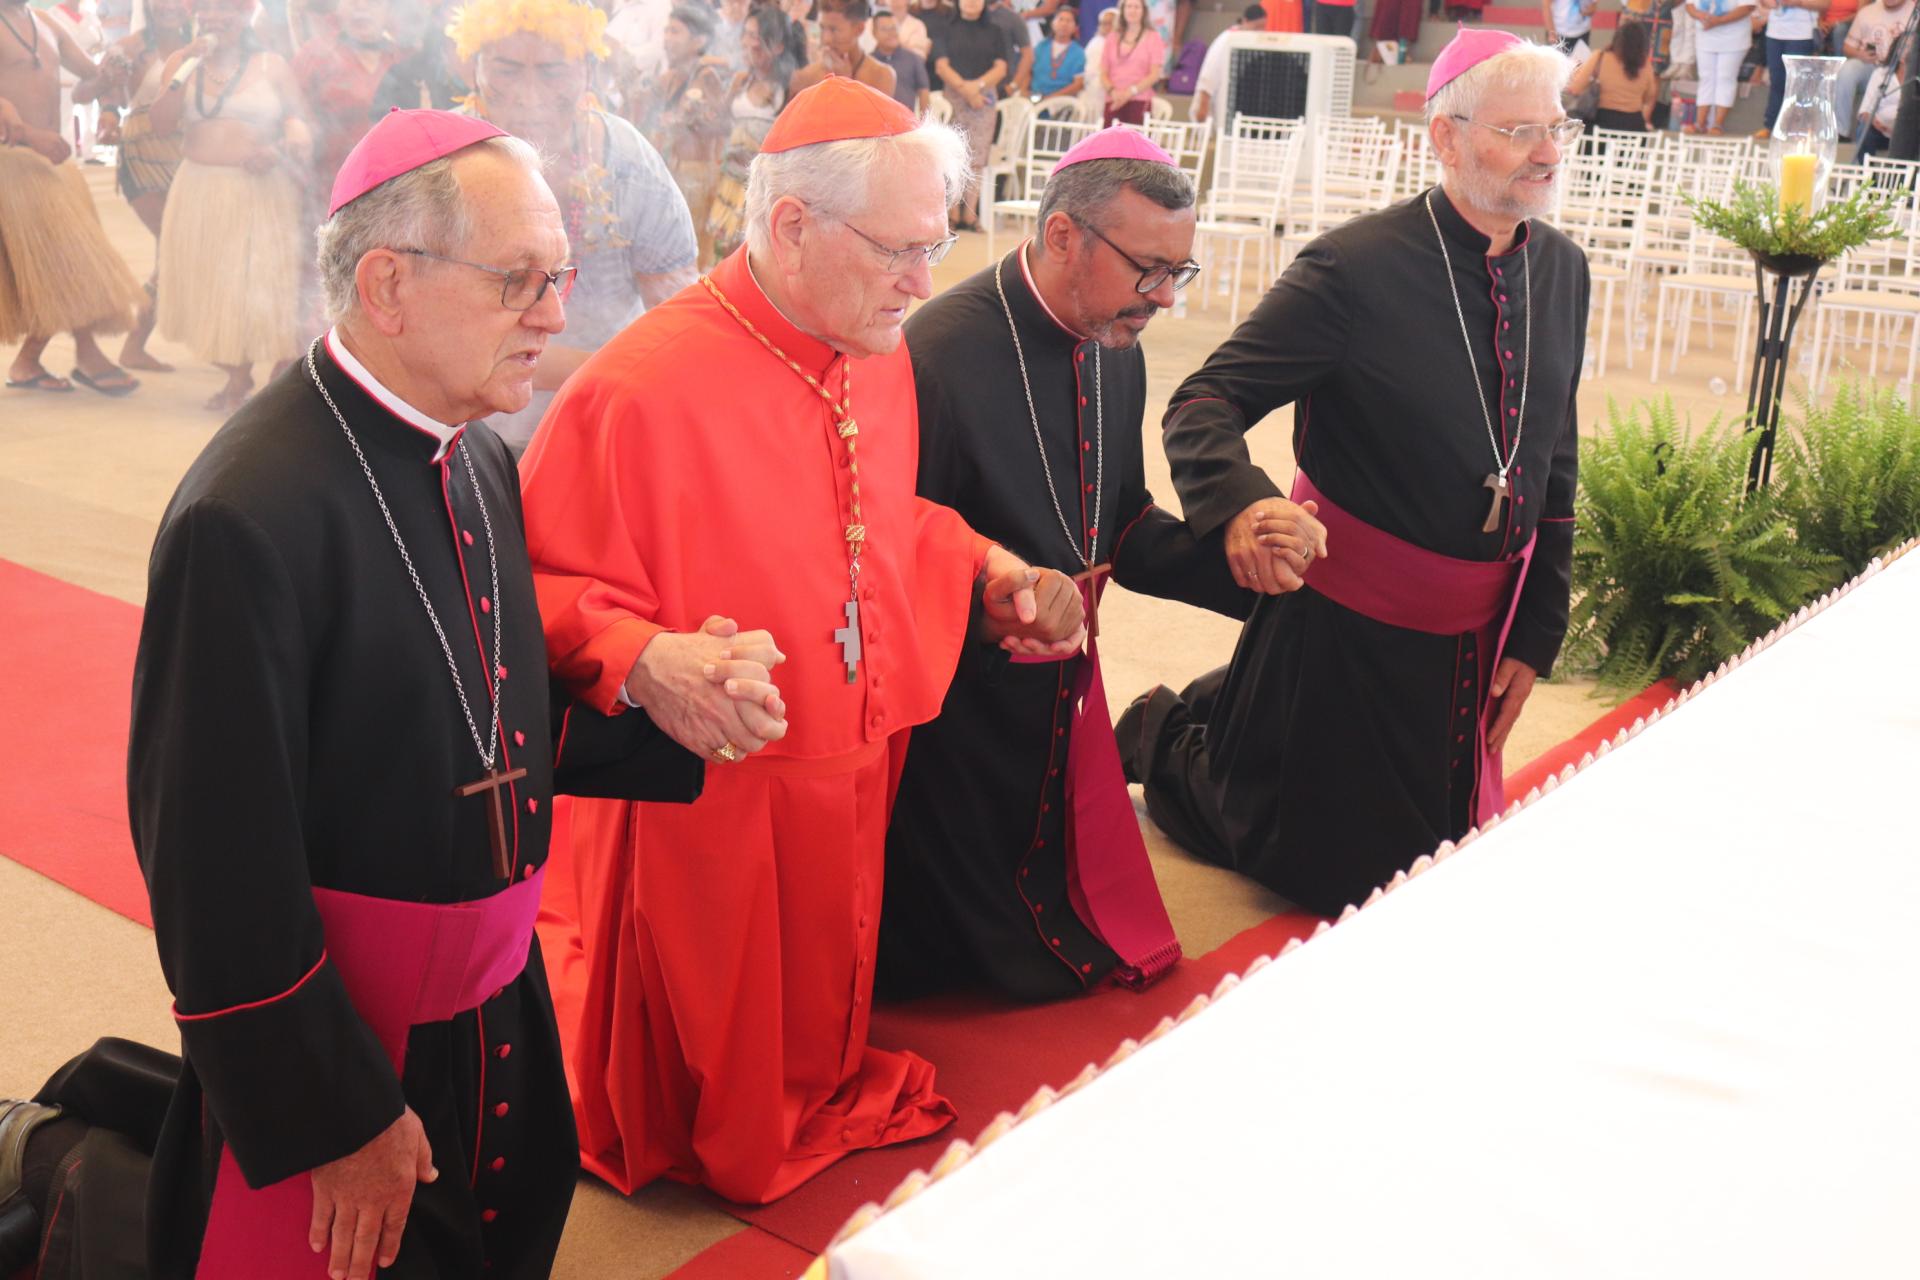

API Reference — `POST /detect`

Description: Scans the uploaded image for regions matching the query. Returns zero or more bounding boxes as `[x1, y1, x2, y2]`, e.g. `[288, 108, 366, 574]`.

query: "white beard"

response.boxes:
[1451, 158, 1561, 222]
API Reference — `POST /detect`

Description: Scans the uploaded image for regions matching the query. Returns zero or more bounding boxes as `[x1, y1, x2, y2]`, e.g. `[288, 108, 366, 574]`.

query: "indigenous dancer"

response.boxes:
[87, 0, 192, 372]
[706, 4, 794, 259]
[0, 0, 145, 396]
[150, 0, 313, 411]
[449, 0, 697, 452]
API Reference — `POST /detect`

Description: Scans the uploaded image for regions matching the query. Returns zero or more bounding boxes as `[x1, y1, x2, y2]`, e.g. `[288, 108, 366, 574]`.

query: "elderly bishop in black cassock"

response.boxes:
[127, 110, 782, 1280]
[1119, 32, 1589, 917]
[880, 130, 1248, 1002]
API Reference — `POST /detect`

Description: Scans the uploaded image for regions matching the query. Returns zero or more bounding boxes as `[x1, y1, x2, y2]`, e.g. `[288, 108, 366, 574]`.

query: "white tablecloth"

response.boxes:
[829, 548, 1920, 1279]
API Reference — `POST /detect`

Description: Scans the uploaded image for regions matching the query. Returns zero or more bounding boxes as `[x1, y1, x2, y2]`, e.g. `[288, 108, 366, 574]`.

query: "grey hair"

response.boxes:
[1037, 156, 1194, 229]
[742, 122, 973, 258]
[1424, 42, 1573, 128]
[315, 134, 543, 323]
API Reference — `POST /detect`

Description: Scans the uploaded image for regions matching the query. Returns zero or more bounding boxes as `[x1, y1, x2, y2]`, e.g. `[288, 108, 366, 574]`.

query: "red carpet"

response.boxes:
[0, 561, 151, 927]
[1505, 679, 1679, 801]
[1, 555, 1654, 1274]
[664, 1227, 815, 1279]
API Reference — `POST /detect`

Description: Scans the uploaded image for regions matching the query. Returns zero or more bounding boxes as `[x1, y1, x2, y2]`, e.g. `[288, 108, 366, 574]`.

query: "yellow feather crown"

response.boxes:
[447, 0, 611, 62]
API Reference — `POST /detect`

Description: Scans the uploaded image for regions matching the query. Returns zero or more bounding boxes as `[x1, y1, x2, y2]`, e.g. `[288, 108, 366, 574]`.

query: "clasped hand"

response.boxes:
[625, 615, 789, 759]
[1225, 498, 1330, 594]
[975, 544, 1087, 655]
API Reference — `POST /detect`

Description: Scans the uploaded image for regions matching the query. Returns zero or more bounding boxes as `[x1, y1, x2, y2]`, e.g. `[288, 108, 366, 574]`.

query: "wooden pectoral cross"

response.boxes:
[1482, 473, 1510, 535]
[454, 766, 530, 879]
[1070, 563, 1112, 641]
[834, 598, 862, 683]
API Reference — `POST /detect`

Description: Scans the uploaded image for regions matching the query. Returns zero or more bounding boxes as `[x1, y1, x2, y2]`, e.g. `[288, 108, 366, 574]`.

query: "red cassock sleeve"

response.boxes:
[520, 363, 669, 715]
[520, 252, 992, 757]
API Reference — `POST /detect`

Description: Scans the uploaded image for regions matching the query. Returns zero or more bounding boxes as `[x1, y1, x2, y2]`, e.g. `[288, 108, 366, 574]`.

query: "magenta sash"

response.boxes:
[192, 868, 546, 1279]
[1290, 472, 1534, 826]
[1013, 575, 1181, 989]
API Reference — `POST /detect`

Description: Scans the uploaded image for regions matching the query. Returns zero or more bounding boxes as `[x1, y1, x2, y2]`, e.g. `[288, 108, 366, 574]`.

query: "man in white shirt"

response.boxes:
[1836, 0, 1909, 137]
[1855, 46, 1907, 154]
[1192, 3, 1265, 124]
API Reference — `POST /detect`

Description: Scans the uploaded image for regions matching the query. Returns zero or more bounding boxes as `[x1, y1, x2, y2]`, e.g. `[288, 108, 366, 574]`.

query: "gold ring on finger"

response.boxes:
[711, 742, 743, 764]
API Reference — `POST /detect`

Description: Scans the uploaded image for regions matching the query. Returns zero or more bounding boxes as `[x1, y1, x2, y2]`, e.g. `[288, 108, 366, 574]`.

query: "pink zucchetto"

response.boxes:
[1425, 27, 1526, 102]
[328, 108, 509, 218]
[1051, 126, 1178, 176]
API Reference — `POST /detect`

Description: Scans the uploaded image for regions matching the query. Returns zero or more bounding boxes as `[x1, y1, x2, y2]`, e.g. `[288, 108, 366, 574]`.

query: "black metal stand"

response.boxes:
[1743, 252, 1827, 491]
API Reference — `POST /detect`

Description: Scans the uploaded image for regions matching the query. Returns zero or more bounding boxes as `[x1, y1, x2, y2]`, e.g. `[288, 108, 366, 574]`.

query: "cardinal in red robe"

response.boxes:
[520, 78, 1087, 1203]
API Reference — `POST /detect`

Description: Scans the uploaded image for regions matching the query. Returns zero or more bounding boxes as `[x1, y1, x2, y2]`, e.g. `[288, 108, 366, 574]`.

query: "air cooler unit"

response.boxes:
[1220, 32, 1357, 142]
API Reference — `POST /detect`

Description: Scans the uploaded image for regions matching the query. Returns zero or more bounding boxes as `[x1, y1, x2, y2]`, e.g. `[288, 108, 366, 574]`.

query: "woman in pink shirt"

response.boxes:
[1102, 0, 1164, 124]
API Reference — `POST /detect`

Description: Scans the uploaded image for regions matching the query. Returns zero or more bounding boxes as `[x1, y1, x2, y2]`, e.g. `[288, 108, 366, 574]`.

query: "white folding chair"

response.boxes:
[1554, 151, 1629, 378]
[980, 95, 1034, 221]
[1279, 122, 1399, 264]
[1650, 225, 1755, 385]
[1033, 94, 1090, 122]
[1196, 116, 1303, 325]
[1810, 216, 1920, 402]
[984, 115, 1101, 259]
[1137, 117, 1210, 193]
[1393, 118, 1441, 201]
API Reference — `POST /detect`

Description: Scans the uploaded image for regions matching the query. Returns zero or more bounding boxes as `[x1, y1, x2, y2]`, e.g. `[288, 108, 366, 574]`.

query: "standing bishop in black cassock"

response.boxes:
[1120, 33, 1590, 916]
[126, 112, 755, 1280]
[881, 135, 1247, 1003]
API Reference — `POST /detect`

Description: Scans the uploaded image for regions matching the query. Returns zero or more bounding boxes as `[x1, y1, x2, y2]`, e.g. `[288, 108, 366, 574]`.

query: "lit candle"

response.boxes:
[1779, 152, 1818, 214]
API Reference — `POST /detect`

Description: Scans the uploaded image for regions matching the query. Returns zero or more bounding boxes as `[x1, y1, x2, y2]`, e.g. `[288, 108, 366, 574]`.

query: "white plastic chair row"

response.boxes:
[1650, 227, 1755, 385]
[983, 113, 1101, 259]
[1809, 219, 1920, 403]
[1195, 116, 1304, 326]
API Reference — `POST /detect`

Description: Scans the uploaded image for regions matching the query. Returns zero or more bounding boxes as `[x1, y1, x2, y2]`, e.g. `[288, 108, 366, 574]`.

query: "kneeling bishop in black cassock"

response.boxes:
[881, 129, 1248, 1002]
[127, 110, 781, 1280]
[1119, 32, 1590, 916]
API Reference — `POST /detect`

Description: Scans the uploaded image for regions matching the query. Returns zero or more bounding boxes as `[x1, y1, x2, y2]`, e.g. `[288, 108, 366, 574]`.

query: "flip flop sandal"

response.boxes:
[70, 368, 139, 398]
[5, 372, 73, 393]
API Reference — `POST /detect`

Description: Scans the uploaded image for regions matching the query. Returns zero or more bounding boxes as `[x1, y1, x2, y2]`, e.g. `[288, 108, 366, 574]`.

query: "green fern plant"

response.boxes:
[1775, 382, 1920, 574]
[1566, 399, 1844, 694]
[1687, 181, 1899, 261]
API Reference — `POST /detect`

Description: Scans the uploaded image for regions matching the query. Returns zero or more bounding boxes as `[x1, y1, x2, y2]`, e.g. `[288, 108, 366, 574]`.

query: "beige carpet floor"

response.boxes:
[0, 166, 1849, 1277]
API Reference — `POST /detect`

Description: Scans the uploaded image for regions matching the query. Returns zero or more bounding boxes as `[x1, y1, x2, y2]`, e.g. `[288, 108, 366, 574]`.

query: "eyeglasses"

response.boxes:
[1075, 219, 1201, 294]
[399, 249, 579, 310]
[1448, 115, 1586, 150]
[836, 220, 959, 274]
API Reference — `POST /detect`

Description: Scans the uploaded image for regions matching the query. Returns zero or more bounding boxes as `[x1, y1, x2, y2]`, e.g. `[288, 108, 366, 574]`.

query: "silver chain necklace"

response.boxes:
[1424, 191, 1532, 534]
[304, 341, 506, 771]
[993, 256, 1104, 568]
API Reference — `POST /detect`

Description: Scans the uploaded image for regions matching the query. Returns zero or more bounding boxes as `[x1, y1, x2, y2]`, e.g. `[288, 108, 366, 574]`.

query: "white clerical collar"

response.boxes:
[1018, 240, 1089, 341]
[325, 327, 463, 462]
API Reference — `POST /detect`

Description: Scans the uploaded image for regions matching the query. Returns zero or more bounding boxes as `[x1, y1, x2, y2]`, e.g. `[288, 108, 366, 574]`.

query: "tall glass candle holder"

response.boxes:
[1770, 55, 1845, 214]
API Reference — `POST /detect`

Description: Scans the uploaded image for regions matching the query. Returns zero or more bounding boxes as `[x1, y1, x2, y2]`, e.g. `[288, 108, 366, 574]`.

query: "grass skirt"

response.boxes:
[156, 159, 303, 367]
[0, 147, 144, 343]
